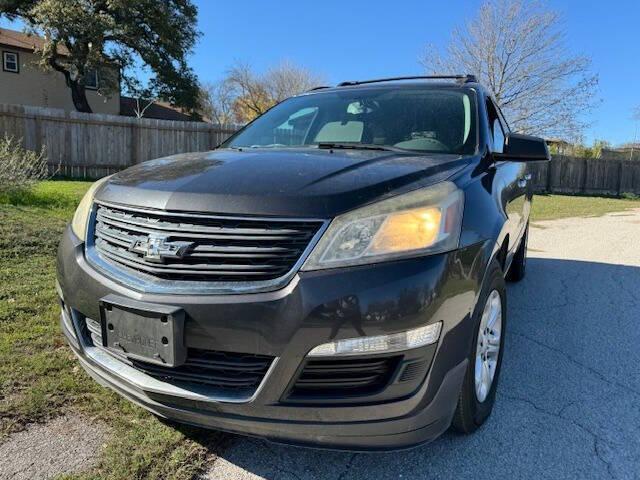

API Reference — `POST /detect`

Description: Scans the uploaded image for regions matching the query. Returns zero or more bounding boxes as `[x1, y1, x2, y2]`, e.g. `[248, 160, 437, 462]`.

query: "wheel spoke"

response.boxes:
[487, 307, 499, 329]
[474, 289, 503, 403]
[482, 361, 490, 388]
[475, 357, 483, 386]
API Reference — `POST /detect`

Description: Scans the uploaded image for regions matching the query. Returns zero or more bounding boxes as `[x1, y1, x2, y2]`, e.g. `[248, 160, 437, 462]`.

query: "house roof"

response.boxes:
[617, 143, 640, 150]
[120, 96, 202, 122]
[0, 27, 68, 54]
[545, 138, 570, 145]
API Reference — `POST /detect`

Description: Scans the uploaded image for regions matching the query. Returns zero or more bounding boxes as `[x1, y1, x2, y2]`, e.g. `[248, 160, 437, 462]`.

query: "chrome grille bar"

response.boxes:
[87, 201, 327, 292]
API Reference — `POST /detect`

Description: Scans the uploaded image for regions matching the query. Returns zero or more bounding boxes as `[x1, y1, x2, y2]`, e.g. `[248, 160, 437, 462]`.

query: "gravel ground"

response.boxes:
[0, 415, 108, 480]
[202, 208, 640, 480]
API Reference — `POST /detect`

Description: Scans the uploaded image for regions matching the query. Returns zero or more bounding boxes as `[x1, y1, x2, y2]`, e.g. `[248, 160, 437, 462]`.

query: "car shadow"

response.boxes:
[179, 257, 640, 480]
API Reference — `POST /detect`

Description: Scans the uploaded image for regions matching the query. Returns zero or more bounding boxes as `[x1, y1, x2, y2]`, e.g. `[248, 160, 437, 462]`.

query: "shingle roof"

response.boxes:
[0, 27, 68, 55]
[120, 96, 202, 122]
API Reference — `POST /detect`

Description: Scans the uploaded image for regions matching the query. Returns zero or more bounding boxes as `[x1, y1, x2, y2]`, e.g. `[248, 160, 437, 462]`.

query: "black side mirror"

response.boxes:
[495, 133, 551, 162]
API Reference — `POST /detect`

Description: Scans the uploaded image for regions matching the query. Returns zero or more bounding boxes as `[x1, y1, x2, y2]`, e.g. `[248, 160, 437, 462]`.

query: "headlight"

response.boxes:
[71, 175, 112, 240]
[308, 322, 442, 356]
[302, 181, 464, 270]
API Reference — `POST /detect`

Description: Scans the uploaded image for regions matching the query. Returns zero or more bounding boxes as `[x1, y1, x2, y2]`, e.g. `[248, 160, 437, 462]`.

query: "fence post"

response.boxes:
[546, 155, 554, 192]
[64, 112, 72, 178]
[34, 115, 42, 152]
[617, 160, 623, 196]
[131, 121, 139, 165]
[208, 126, 213, 149]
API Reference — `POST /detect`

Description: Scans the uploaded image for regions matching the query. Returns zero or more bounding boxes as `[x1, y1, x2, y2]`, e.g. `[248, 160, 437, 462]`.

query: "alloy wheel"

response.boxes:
[474, 289, 502, 402]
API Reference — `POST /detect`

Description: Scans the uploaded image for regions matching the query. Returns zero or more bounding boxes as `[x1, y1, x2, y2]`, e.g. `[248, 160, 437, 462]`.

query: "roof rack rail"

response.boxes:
[337, 75, 477, 87]
[307, 85, 331, 91]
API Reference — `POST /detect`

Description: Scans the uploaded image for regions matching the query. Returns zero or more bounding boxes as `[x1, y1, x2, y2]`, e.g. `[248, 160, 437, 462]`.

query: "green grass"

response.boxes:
[1, 181, 639, 479]
[0, 180, 215, 480]
[0, 180, 94, 210]
[531, 194, 640, 221]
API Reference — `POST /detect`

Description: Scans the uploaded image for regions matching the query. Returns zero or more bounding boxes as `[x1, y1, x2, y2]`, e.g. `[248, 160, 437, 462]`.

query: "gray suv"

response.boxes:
[57, 75, 549, 450]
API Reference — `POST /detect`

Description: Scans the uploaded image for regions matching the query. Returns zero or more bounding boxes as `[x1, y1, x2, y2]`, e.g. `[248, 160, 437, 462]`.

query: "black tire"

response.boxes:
[451, 259, 507, 434]
[506, 224, 528, 282]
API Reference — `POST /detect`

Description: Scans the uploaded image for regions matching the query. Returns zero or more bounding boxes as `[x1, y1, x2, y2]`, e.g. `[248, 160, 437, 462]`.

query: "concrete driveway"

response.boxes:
[201, 209, 640, 479]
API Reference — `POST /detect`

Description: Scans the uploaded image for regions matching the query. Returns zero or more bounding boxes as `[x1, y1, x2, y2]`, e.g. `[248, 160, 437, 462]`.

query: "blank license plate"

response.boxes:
[99, 295, 186, 367]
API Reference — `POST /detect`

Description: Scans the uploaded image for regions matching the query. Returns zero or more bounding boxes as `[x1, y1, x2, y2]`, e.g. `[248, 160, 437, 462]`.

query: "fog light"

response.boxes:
[308, 322, 442, 356]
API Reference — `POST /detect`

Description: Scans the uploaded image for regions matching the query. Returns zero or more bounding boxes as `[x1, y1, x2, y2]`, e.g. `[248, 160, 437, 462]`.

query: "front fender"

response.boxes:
[460, 169, 509, 263]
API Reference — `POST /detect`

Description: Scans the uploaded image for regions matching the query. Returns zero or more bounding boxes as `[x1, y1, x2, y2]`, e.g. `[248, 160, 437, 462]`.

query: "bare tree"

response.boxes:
[421, 0, 598, 138]
[225, 61, 324, 123]
[200, 80, 236, 125]
[122, 76, 157, 118]
[226, 62, 271, 123]
[131, 97, 156, 118]
[630, 106, 640, 160]
[263, 60, 325, 103]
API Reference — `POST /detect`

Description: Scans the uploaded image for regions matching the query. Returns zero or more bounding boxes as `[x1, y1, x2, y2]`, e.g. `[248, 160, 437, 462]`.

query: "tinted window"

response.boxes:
[492, 118, 505, 153]
[486, 99, 505, 153]
[226, 87, 477, 155]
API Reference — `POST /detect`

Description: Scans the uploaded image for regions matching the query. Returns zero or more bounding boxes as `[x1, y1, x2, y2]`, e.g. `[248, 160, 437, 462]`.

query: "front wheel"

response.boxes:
[451, 260, 506, 434]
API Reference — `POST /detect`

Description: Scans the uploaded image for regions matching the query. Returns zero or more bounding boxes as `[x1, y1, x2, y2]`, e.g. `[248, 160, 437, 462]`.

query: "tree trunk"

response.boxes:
[69, 81, 93, 113]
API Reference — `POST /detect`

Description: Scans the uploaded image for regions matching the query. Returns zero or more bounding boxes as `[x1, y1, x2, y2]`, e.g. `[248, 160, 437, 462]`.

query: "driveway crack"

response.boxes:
[250, 439, 305, 480]
[510, 331, 640, 398]
[501, 393, 616, 478]
[336, 453, 358, 480]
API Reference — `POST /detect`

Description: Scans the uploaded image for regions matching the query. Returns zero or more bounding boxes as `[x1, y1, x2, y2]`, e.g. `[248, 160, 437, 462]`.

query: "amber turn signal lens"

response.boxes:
[370, 207, 442, 254]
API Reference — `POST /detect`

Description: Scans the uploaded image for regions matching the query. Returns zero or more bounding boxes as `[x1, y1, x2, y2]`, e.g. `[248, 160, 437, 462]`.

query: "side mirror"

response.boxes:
[495, 133, 551, 162]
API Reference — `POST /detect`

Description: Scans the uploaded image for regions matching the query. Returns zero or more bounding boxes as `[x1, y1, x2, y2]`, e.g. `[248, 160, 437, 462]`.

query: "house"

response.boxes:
[545, 138, 571, 155]
[0, 27, 120, 114]
[601, 144, 640, 161]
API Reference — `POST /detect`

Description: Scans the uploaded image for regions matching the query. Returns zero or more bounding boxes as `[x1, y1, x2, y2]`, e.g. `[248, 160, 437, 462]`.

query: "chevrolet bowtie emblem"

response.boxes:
[129, 234, 194, 263]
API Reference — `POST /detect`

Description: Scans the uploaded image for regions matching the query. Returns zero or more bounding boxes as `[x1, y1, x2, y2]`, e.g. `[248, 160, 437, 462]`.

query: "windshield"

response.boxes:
[224, 86, 477, 155]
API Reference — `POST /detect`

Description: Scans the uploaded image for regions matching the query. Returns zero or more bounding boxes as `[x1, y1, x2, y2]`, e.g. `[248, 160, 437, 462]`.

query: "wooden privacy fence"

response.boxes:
[1, 102, 640, 195]
[528, 155, 640, 196]
[0, 103, 239, 178]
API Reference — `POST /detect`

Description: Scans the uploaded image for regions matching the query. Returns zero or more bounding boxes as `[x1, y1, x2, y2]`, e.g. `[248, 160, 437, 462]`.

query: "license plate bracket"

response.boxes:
[99, 294, 186, 367]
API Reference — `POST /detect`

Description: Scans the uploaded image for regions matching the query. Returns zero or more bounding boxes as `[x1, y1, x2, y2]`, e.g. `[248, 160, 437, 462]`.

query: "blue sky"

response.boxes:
[3, 0, 639, 144]
[190, 0, 639, 145]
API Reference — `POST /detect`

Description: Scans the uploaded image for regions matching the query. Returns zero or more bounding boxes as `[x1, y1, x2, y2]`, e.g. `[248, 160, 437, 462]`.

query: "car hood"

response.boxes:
[96, 148, 472, 218]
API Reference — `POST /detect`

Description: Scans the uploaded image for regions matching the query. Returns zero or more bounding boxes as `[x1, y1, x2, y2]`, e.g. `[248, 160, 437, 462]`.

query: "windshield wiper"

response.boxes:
[316, 142, 411, 153]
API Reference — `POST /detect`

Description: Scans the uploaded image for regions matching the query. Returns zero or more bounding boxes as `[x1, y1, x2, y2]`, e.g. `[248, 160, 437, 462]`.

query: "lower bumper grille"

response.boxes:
[289, 356, 401, 400]
[83, 317, 274, 396]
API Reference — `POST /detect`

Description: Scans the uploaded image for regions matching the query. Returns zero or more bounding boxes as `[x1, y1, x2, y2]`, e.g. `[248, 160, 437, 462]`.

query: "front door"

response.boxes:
[487, 98, 528, 254]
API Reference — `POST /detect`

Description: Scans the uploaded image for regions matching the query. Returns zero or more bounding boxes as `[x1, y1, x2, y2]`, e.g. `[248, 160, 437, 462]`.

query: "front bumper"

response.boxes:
[57, 225, 488, 450]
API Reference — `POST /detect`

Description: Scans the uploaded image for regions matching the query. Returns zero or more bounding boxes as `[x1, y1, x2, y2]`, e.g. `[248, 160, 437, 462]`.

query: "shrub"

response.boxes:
[621, 192, 639, 200]
[0, 135, 48, 194]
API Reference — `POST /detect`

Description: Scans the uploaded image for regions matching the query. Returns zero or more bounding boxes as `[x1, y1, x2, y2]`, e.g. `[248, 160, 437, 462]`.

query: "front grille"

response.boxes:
[289, 356, 401, 399]
[91, 203, 324, 283]
[84, 317, 273, 394]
